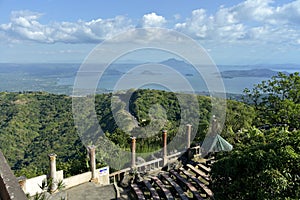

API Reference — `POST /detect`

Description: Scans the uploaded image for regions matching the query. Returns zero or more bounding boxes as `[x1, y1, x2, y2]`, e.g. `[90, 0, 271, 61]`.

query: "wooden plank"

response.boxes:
[180, 169, 213, 197]
[142, 180, 160, 200]
[206, 159, 216, 166]
[197, 163, 211, 173]
[186, 164, 210, 182]
[169, 170, 205, 200]
[131, 183, 146, 200]
[151, 176, 175, 200]
[161, 174, 189, 200]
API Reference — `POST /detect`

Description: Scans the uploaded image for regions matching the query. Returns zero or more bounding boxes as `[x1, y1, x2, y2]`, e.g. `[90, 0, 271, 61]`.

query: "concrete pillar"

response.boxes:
[88, 146, 97, 182]
[186, 124, 193, 160]
[131, 137, 136, 168]
[186, 124, 192, 148]
[212, 115, 218, 135]
[48, 153, 57, 192]
[17, 176, 27, 192]
[162, 130, 168, 166]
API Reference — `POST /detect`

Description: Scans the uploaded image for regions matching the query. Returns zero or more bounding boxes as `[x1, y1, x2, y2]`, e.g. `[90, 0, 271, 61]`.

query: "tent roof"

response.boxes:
[201, 134, 233, 153]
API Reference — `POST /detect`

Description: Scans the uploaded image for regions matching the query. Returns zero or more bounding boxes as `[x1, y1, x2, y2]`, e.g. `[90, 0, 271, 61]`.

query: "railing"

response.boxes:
[109, 146, 202, 184]
[109, 167, 131, 183]
[109, 146, 201, 183]
[136, 158, 163, 172]
[191, 145, 201, 155]
[109, 158, 164, 183]
[167, 151, 185, 163]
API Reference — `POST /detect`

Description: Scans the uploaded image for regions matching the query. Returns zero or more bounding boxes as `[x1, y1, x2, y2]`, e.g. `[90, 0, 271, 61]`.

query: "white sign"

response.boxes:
[99, 167, 109, 176]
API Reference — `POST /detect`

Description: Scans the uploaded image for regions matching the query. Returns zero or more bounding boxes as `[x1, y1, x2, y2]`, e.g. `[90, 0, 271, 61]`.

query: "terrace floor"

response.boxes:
[51, 182, 117, 200]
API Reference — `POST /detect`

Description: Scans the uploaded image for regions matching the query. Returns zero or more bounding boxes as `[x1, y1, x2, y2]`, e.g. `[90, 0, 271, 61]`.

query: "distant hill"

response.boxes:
[220, 69, 289, 79]
[159, 58, 199, 77]
[160, 58, 191, 67]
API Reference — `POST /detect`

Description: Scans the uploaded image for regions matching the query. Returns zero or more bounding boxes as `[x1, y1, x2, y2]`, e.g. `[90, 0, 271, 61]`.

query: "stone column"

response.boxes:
[17, 176, 26, 193]
[131, 137, 136, 168]
[186, 124, 193, 160]
[212, 115, 218, 134]
[162, 130, 168, 166]
[48, 153, 57, 192]
[186, 124, 192, 148]
[88, 146, 97, 182]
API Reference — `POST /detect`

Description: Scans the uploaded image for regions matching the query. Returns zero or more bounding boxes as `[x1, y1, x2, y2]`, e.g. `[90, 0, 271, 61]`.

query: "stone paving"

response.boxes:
[50, 182, 117, 200]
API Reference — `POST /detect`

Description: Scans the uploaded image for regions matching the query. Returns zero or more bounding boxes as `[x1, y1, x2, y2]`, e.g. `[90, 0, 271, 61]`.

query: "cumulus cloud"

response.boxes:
[1, 0, 300, 46]
[0, 10, 133, 43]
[142, 12, 166, 28]
[230, 0, 274, 22]
[175, 0, 300, 44]
[175, 8, 246, 41]
[175, 9, 209, 38]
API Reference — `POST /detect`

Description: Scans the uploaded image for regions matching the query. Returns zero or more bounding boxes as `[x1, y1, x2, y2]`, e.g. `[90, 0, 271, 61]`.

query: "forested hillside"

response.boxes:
[0, 92, 88, 178]
[0, 89, 253, 178]
[0, 72, 299, 200]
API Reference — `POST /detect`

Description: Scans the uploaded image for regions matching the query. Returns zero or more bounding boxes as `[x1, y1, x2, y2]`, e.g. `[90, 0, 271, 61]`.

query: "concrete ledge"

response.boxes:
[0, 151, 27, 200]
[24, 174, 47, 196]
[63, 171, 92, 189]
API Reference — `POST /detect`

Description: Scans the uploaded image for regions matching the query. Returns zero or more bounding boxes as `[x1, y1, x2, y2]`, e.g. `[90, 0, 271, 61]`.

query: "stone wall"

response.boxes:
[0, 151, 27, 200]
[22, 167, 110, 197]
[23, 174, 47, 197]
[63, 171, 92, 189]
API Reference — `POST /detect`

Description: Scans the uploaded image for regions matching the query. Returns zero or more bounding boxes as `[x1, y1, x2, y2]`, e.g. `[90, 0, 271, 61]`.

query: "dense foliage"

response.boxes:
[212, 128, 300, 199]
[1, 72, 298, 200]
[212, 72, 300, 200]
[244, 72, 300, 129]
[0, 92, 88, 178]
[0, 89, 252, 177]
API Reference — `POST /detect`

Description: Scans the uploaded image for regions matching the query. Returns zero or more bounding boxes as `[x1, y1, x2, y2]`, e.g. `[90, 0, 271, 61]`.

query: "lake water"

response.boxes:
[58, 64, 299, 94]
[0, 63, 297, 95]
[58, 73, 270, 94]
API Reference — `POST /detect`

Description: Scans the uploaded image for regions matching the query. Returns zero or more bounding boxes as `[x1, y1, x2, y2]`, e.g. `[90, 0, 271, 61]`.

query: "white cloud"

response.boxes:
[225, 0, 300, 26]
[0, 10, 133, 43]
[175, 8, 246, 41]
[1, 1, 300, 47]
[0, 10, 48, 42]
[175, 9, 209, 39]
[142, 12, 166, 28]
[229, 0, 274, 22]
[174, 0, 300, 45]
[273, 0, 300, 25]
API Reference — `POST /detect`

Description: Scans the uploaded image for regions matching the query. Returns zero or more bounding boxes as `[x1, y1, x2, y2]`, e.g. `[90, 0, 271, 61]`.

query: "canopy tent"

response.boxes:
[201, 134, 233, 154]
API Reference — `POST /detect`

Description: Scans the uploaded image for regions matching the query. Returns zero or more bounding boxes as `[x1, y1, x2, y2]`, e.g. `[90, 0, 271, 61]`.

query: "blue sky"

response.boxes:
[0, 0, 300, 65]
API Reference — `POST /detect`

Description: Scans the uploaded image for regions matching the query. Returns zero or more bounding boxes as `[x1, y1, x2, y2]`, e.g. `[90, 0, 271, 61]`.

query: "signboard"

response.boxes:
[99, 167, 109, 176]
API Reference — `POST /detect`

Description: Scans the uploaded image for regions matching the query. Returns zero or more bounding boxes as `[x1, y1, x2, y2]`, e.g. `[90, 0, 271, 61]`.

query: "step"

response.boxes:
[151, 176, 175, 200]
[142, 180, 160, 200]
[180, 169, 213, 197]
[186, 164, 210, 182]
[169, 170, 205, 200]
[161, 174, 189, 200]
[197, 163, 211, 173]
[131, 183, 146, 200]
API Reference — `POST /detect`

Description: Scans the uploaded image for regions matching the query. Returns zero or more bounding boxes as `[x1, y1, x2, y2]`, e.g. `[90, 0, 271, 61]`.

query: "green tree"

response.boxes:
[244, 72, 300, 129]
[212, 128, 300, 200]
